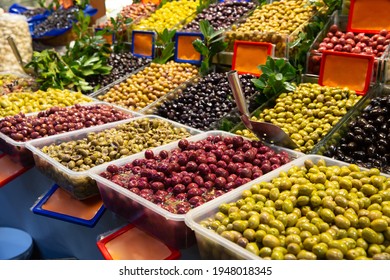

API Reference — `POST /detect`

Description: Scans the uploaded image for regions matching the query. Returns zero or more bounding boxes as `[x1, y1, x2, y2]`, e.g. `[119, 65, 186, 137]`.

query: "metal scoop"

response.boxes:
[7, 36, 35, 76]
[227, 70, 298, 150]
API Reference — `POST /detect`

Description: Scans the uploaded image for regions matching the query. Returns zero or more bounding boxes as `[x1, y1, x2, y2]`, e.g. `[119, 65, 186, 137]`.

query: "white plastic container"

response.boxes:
[0, 102, 141, 166]
[89, 130, 303, 248]
[184, 154, 390, 260]
[26, 115, 201, 200]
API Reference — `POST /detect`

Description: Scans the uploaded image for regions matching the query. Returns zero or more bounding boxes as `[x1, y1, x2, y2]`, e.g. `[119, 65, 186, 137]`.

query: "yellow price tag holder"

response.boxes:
[131, 30, 156, 58]
[347, 0, 390, 33]
[174, 32, 203, 64]
[318, 51, 374, 95]
[232, 41, 274, 76]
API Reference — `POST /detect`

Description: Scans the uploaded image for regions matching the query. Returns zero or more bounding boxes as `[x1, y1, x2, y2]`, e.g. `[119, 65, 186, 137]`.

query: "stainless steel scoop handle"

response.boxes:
[227, 70, 253, 130]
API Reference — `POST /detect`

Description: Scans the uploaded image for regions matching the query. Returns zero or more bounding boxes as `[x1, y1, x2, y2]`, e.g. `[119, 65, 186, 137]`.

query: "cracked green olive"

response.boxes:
[200, 159, 390, 260]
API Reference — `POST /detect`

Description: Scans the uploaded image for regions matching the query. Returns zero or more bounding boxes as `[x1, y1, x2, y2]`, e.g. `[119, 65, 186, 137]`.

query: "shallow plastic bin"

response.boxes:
[0, 227, 33, 260]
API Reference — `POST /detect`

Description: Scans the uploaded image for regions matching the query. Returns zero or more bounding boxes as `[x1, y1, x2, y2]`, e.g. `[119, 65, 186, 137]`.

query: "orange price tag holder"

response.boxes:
[96, 224, 181, 260]
[95, 28, 115, 44]
[232, 41, 274, 76]
[131, 30, 156, 59]
[174, 32, 204, 65]
[347, 0, 390, 33]
[32, 184, 105, 227]
[318, 51, 374, 95]
[141, 0, 162, 4]
[0, 153, 31, 188]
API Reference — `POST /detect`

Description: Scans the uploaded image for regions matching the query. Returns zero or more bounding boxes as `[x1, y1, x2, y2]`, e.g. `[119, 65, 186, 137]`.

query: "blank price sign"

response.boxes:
[174, 32, 203, 64]
[347, 0, 390, 33]
[232, 41, 274, 76]
[318, 51, 374, 95]
[131, 30, 156, 58]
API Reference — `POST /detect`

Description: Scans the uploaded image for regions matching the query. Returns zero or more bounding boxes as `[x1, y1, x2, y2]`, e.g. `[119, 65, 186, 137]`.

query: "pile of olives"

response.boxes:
[155, 72, 260, 130]
[324, 95, 390, 173]
[97, 61, 198, 111]
[234, 83, 362, 153]
[33, 6, 79, 36]
[0, 74, 37, 95]
[200, 158, 390, 260]
[87, 53, 150, 90]
[224, 0, 321, 56]
[40, 118, 192, 172]
[21, 7, 46, 19]
[0, 88, 92, 118]
[134, 0, 199, 32]
[97, 3, 157, 29]
[0, 103, 132, 141]
[100, 135, 291, 214]
[181, 1, 255, 32]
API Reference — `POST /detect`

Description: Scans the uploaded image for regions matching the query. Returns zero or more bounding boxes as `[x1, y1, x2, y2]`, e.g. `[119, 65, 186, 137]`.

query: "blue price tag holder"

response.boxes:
[131, 30, 156, 59]
[174, 32, 204, 65]
[32, 184, 105, 228]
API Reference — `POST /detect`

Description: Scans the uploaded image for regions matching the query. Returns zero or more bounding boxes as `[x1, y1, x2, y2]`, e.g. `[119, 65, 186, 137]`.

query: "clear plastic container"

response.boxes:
[305, 12, 386, 83]
[140, 72, 261, 130]
[89, 130, 303, 248]
[0, 102, 141, 167]
[184, 154, 390, 260]
[26, 115, 202, 200]
[229, 77, 376, 154]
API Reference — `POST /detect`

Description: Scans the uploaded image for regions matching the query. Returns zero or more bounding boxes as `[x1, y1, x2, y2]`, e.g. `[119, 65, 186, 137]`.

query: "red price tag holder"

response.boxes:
[96, 223, 181, 260]
[174, 32, 204, 65]
[347, 0, 390, 33]
[0, 153, 31, 188]
[32, 184, 105, 227]
[318, 51, 374, 95]
[131, 30, 156, 59]
[232, 41, 274, 76]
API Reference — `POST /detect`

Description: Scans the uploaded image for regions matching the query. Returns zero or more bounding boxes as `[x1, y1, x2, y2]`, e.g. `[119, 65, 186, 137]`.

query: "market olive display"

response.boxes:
[21, 7, 46, 19]
[33, 6, 79, 36]
[0, 73, 37, 95]
[324, 95, 390, 174]
[0, 103, 132, 141]
[199, 158, 390, 260]
[96, 61, 198, 111]
[100, 135, 292, 214]
[156, 72, 260, 130]
[181, 1, 255, 32]
[308, 26, 390, 74]
[97, 3, 157, 29]
[0, 88, 92, 118]
[234, 83, 362, 153]
[40, 118, 192, 172]
[87, 53, 150, 90]
[224, 0, 322, 55]
[134, 0, 199, 32]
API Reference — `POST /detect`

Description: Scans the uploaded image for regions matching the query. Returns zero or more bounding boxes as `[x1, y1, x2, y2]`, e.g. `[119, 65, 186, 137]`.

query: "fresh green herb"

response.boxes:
[153, 28, 176, 64]
[251, 56, 297, 98]
[99, 15, 133, 53]
[192, 20, 227, 75]
[26, 11, 112, 93]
